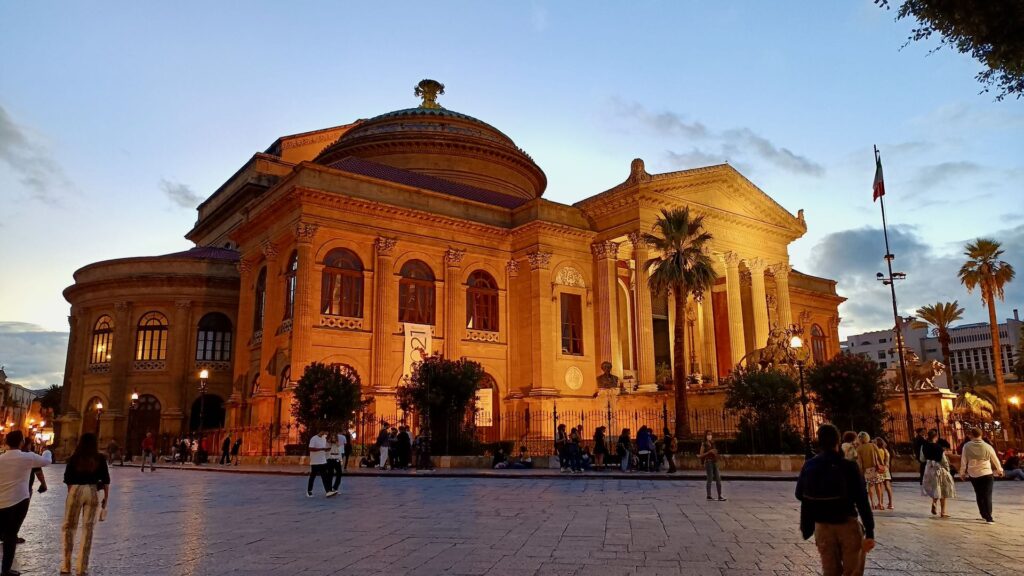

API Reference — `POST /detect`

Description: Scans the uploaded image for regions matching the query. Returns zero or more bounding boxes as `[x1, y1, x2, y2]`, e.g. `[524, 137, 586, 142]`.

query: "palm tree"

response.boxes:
[951, 370, 997, 420]
[911, 301, 965, 385]
[644, 207, 717, 438]
[958, 238, 1016, 432]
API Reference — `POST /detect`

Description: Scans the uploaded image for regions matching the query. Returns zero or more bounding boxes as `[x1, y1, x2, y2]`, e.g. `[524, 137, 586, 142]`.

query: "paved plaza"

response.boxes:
[13, 465, 1024, 576]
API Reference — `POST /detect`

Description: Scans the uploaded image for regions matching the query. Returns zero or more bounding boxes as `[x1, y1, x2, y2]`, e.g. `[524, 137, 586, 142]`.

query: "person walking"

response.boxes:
[554, 424, 569, 473]
[661, 428, 677, 474]
[593, 426, 608, 470]
[921, 429, 955, 518]
[395, 425, 412, 470]
[840, 431, 859, 462]
[568, 426, 582, 473]
[105, 439, 122, 467]
[231, 437, 242, 466]
[61, 433, 110, 576]
[375, 423, 391, 471]
[874, 438, 893, 510]
[854, 432, 882, 511]
[327, 430, 346, 492]
[616, 429, 632, 472]
[307, 430, 335, 498]
[959, 427, 1004, 523]
[698, 430, 725, 501]
[796, 424, 875, 576]
[140, 432, 156, 472]
[219, 435, 232, 466]
[911, 428, 927, 484]
[1, 430, 52, 576]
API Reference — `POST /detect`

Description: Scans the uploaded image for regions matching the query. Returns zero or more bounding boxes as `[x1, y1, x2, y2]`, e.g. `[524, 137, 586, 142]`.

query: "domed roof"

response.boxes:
[315, 80, 546, 202]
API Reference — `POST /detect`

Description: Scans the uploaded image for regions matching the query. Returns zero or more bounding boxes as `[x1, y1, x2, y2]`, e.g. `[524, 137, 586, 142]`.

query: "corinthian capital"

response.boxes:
[444, 247, 466, 267]
[769, 263, 792, 279]
[374, 237, 397, 257]
[506, 258, 520, 277]
[591, 241, 619, 260]
[743, 257, 766, 274]
[294, 222, 319, 244]
[627, 231, 649, 251]
[722, 251, 741, 268]
[260, 239, 279, 260]
[526, 251, 553, 270]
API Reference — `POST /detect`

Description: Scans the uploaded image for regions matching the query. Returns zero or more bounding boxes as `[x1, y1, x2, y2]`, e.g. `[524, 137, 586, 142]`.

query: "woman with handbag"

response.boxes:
[921, 429, 955, 518]
[855, 432, 884, 510]
[61, 433, 111, 575]
[874, 437, 894, 510]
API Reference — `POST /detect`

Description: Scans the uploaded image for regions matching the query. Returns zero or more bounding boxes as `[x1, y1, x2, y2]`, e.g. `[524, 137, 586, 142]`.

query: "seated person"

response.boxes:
[1002, 448, 1023, 481]
[580, 447, 593, 471]
[492, 448, 508, 469]
[510, 446, 534, 469]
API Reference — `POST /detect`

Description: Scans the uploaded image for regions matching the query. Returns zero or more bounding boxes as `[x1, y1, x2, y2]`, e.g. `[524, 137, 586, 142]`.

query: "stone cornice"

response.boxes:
[63, 276, 240, 305]
[510, 219, 595, 242]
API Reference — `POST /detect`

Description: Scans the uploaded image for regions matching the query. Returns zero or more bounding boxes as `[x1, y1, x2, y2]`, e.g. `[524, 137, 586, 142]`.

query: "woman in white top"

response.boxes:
[0, 430, 52, 575]
[959, 427, 1003, 523]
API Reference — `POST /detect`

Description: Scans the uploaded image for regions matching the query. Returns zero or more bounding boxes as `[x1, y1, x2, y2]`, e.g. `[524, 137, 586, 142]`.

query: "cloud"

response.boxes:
[910, 161, 983, 192]
[159, 178, 201, 209]
[0, 104, 69, 203]
[610, 99, 822, 176]
[809, 224, 1024, 336]
[0, 322, 68, 390]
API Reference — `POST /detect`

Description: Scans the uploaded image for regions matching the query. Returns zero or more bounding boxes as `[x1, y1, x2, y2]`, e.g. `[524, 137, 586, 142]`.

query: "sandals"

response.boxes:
[930, 502, 937, 515]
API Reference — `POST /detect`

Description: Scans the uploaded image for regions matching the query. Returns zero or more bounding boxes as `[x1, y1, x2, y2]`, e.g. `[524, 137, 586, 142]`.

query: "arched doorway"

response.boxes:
[475, 374, 500, 443]
[189, 394, 226, 432]
[82, 396, 102, 437]
[126, 395, 161, 457]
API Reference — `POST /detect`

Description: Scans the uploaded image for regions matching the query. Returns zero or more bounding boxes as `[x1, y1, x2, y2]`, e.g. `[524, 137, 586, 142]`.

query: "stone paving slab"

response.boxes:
[10, 465, 1023, 576]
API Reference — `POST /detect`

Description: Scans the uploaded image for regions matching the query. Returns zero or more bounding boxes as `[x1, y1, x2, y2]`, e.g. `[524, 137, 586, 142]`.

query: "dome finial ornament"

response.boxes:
[415, 79, 445, 109]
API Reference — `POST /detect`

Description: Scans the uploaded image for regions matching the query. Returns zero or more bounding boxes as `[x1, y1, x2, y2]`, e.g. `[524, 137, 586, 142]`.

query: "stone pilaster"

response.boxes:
[108, 301, 133, 414]
[443, 247, 466, 359]
[371, 237, 397, 389]
[745, 257, 769, 349]
[291, 222, 319, 376]
[771, 263, 794, 329]
[591, 241, 622, 377]
[723, 252, 746, 366]
[258, 239, 281, 383]
[699, 293, 718, 381]
[629, 232, 656, 387]
[170, 299, 192, 430]
[526, 251, 555, 394]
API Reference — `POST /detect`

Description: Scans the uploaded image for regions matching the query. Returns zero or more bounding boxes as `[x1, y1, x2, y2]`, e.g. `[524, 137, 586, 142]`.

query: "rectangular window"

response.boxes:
[877, 351, 886, 360]
[560, 293, 583, 355]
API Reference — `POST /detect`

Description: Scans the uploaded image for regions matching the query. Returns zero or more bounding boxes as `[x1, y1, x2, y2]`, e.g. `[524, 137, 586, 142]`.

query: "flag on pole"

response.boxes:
[872, 147, 885, 202]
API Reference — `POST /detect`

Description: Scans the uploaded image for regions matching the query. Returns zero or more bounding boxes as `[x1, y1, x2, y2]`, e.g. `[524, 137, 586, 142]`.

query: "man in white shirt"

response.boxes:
[327, 431, 347, 493]
[307, 430, 335, 498]
[959, 427, 1004, 523]
[1, 430, 52, 575]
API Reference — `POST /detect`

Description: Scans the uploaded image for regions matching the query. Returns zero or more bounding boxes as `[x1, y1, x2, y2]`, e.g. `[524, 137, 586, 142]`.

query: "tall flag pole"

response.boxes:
[875, 146, 914, 440]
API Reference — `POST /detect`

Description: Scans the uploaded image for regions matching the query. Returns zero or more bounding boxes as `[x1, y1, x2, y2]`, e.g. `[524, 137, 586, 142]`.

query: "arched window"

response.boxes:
[284, 251, 299, 320]
[279, 365, 291, 391]
[196, 313, 232, 361]
[90, 315, 114, 364]
[83, 396, 103, 436]
[811, 324, 827, 364]
[321, 248, 364, 317]
[253, 267, 267, 332]
[135, 312, 168, 361]
[466, 270, 498, 332]
[398, 260, 435, 325]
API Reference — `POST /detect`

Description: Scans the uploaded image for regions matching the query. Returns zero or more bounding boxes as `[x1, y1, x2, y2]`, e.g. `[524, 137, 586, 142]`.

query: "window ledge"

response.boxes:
[195, 360, 231, 372]
[319, 315, 364, 331]
[132, 360, 166, 372]
[465, 329, 500, 343]
[87, 363, 110, 374]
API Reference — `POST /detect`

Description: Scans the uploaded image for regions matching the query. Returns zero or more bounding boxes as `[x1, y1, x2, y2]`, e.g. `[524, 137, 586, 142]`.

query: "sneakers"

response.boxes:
[707, 495, 714, 500]
[560, 468, 568, 473]
[306, 491, 313, 498]
[718, 497, 727, 501]
[326, 490, 338, 498]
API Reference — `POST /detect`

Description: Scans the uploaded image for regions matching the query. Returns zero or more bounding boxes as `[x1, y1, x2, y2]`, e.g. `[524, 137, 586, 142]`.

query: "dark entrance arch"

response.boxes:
[126, 395, 161, 457]
[82, 396, 102, 437]
[189, 394, 226, 432]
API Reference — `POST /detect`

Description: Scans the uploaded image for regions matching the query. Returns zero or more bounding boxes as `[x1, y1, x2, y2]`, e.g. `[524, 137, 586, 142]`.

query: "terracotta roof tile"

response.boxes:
[327, 156, 527, 209]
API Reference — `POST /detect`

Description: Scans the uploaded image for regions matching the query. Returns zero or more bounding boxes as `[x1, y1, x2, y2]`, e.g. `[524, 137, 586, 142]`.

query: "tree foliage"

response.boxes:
[725, 367, 802, 454]
[806, 353, 887, 436]
[397, 353, 486, 454]
[291, 362, 363, 441]
[876, 0, 1024, 100]
[39, 384, 62, 414]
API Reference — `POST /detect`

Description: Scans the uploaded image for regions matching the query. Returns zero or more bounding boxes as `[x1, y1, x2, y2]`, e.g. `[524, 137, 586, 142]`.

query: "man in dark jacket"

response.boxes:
[796, 424, 875, 576]
[220, 435, 232, 466]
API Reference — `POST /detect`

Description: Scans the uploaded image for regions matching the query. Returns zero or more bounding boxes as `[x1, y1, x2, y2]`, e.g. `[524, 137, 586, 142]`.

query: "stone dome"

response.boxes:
[315, 80, 546, 202]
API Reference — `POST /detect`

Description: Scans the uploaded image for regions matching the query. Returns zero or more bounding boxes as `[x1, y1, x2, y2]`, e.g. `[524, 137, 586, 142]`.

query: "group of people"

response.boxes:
[371, 423, 414, 470]
[1, 431, 110, 576]
[840, 431, 895, 511]
[912, 426, 1008, 523]
[305, 427, 355, 497]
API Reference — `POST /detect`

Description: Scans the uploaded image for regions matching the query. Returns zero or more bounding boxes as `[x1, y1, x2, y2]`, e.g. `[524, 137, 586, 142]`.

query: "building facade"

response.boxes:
[60, 82, 844, 448]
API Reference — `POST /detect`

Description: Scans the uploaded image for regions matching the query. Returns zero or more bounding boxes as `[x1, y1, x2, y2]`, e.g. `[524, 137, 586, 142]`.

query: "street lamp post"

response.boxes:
[877, 268, 914, 444]
[790, 335, 813, 459]
[197, 369, 209, 463]
[95, 400, 103, 440]
[125, 390, 139, 465]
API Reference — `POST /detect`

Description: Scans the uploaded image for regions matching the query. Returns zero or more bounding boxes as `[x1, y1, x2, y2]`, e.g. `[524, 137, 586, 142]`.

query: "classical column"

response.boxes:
[170, 299, 192, 431]
[771, 263, 794, 329]
[108, 301, 133, 414]
[371, 237, 397, 390]
[526, 250, 555, 394]
[723, 252, 746, 366]
[61, 310, 82, 418]
[291, 222, 319, 376]
[258, 239, 280, 386]
[443, 247, 466, 359]
[628, 233, 657, 387]
[745, 257, 770, 349]
[699, 293, 718, 381]
[591, 241, 622, 376]
[229, 259, 253, 406]
[505, 258, 520, 392]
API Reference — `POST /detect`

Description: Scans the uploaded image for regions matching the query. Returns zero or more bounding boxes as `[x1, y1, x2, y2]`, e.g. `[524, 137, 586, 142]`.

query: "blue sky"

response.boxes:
[1, 2, 1022, 387]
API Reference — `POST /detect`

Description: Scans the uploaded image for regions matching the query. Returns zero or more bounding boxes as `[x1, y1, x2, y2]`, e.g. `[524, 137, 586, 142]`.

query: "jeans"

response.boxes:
[1, 498, 30, 574]
[327, 458, 343, 490]
[968, 474, 994, 521]
[62, 484, 99, 575]
[619, 450, 630, 472]
[567, 444, 581, 471]
[307, 464, 330, 494]
[705, 460, 722, 498]
[1004, 468, 1024, 481]
[220, 450, 230, 465]
[814, 518, 865, 576]
[663, 451, 677, 473]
